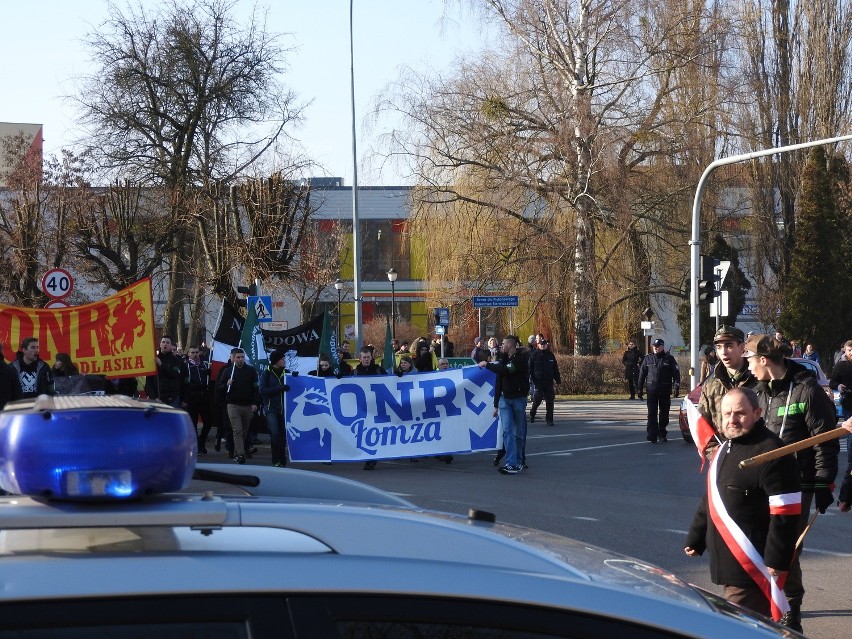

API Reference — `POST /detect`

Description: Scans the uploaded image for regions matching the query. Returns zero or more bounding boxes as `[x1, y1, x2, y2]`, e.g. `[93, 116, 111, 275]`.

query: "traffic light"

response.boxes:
[235, 284, 258, 307]
[698, 255, 721, 305]
[237, 284, 258, 296]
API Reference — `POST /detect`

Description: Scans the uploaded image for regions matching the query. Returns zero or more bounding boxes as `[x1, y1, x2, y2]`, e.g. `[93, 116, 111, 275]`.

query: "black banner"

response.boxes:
[262, 313, 324, 356]
[214, 299, 244, 347]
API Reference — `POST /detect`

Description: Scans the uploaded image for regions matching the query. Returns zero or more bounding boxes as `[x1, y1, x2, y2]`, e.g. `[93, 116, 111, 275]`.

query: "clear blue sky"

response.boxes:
[1, 0, 493, 185]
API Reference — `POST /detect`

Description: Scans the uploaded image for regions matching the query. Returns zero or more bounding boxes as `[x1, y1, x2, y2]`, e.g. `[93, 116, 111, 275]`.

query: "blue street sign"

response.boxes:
[435, 307, 450, 326]
[472, 295, 519, 308]
[434, 325, 445, 335]
[247, 295, 274, 323]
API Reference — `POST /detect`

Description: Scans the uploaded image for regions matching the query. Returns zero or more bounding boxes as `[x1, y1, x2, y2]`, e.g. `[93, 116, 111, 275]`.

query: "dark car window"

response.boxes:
[290, 595, 690, 639]
[0, 596, 288, 639]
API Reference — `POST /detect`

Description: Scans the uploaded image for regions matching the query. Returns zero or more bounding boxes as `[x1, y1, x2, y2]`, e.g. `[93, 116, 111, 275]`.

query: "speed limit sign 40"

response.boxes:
[41, 268, 75, 300]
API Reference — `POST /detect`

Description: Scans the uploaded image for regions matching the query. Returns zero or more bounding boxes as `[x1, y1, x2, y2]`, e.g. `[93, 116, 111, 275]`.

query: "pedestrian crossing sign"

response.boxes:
[248, 295, 273, 323]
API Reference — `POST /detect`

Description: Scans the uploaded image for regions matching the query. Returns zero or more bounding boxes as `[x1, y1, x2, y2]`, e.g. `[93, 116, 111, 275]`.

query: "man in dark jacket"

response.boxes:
[479, 335, 530, 475]
[183, 345, 211, 452]
[353, 347, 386, 469]
[259, 350, 292, 468]
[744, 333, 839, 632]
[470, 337, 489, 363]
[215, 348, 261, 465]
[621, 339, 642, 399]
[637, 338, 680, 443]
[529, 339, 561, 425]
[829, 339, 852, 418]
[11, 337, 53, 398]
[144, 336, 185, 408]
[685, 388, 801, 619]
[0, 345, 23, 409]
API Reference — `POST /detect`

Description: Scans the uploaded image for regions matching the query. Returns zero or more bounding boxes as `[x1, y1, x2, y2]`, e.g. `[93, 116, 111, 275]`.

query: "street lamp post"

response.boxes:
[334, 279, 344, 342]
[387, 268, 398, 340]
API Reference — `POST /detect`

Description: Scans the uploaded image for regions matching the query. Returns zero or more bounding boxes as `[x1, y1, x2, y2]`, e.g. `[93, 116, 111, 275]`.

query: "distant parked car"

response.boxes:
[679, 358, 834, 444]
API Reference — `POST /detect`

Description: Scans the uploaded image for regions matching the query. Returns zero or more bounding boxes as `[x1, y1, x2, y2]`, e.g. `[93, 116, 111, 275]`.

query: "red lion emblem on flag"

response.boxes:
[109, 292, 147, 354]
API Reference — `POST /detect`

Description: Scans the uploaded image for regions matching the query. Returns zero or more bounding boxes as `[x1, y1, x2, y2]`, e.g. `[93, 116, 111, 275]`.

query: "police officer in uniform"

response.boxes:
[637, 338, 680, 443]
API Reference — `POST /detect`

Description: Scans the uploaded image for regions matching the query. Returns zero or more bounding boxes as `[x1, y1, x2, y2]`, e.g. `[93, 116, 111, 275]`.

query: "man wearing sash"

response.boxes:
[685, 388, 801, 620]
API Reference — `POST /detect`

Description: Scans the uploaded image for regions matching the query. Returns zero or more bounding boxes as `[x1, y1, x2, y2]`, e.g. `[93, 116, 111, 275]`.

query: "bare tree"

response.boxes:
[70, 182, 178, 291]
[382, 0, 730, 352]
[189, 174, 321, 325]
[74, 0, 303, 335]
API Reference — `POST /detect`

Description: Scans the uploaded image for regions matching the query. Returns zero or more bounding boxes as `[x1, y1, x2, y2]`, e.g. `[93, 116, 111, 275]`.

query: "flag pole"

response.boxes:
[209, 297, 226, 365]
[738, 428, 847, 469]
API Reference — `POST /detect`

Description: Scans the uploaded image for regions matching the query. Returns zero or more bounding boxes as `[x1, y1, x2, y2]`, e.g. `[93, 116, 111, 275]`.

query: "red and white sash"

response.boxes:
[707, 441, 791, 621]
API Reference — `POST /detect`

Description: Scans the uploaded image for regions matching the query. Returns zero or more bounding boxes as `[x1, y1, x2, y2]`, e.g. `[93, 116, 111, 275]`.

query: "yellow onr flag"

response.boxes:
[0, 279, 157, 378]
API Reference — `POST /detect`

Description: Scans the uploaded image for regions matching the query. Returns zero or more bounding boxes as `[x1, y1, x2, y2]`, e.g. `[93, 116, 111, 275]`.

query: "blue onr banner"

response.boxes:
[284, 366, 498, 462]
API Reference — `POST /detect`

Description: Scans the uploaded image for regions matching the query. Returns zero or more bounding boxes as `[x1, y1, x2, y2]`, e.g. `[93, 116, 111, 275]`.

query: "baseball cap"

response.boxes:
[743, 334, 782, 358]
[713, 325, 745, 343]
[652, 338, 664, 346]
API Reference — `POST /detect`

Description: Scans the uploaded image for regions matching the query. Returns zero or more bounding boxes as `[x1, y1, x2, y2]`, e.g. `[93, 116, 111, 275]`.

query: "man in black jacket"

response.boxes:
[354, 347, 386, 469]
[215, 348, 261, 465]
[529, 339, 561, 425]
[479, 335, 530, 475]
[259, 350, 292, 468]
[744, 333, 839, 631]
[184, 346, 212, 453]
[11, 337, 53, 398]
[470, 337, 489, 363]
[621, 339, 642, 399]
[144, 336, 185, 408]
[829, 339, 852, 418]
[685, 388, 801, 618]
[637, 338, 680, 443]
[0, 344, 22, 409]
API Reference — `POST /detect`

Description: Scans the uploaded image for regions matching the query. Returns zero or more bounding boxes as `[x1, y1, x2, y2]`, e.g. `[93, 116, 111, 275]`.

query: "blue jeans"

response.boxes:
[265, 411, 287, 465]
[498, 396, 528, 467]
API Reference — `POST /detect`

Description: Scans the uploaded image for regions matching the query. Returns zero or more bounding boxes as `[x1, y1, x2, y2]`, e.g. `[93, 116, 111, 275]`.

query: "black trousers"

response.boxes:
[530, 384, 556, 423]
[626, 371, 639, 398]
[645, 392, 671, 441]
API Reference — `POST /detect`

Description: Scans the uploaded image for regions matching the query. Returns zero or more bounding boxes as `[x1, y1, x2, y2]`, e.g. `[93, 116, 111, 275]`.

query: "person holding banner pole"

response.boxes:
[259, 350, 292, 467]
[685, 388, 802, 620]
[743, 333, 839, 631]
[479, 335, 530, 475]
[354, 347, 387, 470]
[216, 348, 260, 465]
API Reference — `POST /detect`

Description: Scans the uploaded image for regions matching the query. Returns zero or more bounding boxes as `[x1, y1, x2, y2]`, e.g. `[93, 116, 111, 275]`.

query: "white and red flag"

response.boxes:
[682, 397, 719, 469]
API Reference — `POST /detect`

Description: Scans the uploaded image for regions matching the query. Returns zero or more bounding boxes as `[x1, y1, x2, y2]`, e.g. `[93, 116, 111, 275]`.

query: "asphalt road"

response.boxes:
[201, 398, 851, 639]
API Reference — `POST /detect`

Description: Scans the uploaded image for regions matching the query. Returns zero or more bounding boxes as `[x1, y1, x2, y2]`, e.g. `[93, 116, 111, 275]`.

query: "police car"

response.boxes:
[0, 395, 802, 637]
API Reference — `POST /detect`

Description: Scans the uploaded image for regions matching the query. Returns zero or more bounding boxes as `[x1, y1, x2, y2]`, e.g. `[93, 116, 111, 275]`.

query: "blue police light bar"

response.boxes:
[0, 395, 197, 500]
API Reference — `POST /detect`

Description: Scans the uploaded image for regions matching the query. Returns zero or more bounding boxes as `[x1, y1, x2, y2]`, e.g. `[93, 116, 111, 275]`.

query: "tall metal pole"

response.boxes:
[337, 288, 342, 341]
[689, 133, 852, 390]
[349, 0, 363, 350]
[390, 278, 396, 339]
